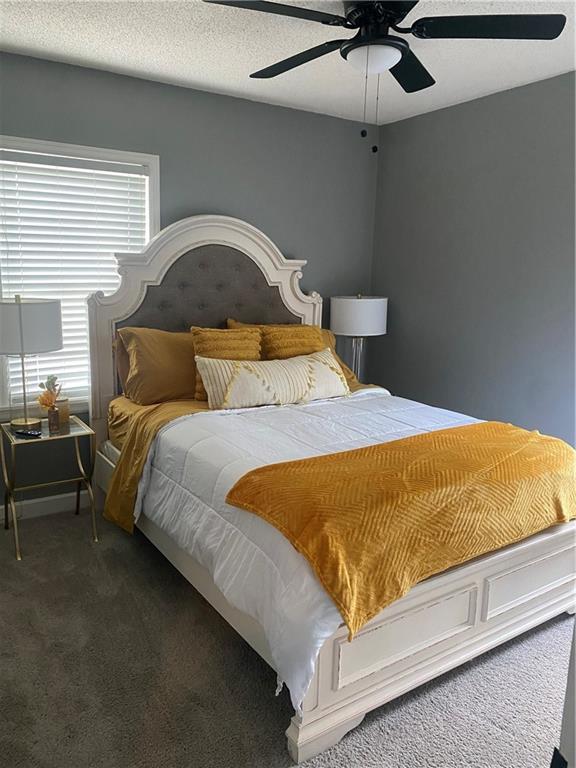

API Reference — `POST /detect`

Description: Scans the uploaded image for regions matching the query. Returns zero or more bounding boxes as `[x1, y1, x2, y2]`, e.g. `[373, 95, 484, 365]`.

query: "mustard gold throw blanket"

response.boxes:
[105, 399, 210, 532]
[227, 421, 576, 637]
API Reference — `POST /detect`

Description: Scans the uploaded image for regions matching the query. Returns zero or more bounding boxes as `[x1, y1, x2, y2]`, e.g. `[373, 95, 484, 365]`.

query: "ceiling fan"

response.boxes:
[204, 1, 567, 93]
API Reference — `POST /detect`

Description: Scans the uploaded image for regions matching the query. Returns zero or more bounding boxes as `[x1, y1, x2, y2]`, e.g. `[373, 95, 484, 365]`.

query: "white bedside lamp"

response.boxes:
[330, 295, 388, 379]
[0, 296, 63, 433]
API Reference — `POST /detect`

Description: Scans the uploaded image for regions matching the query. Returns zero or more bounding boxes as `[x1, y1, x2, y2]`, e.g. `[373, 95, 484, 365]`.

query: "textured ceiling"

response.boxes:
[0, 0, 574, 124]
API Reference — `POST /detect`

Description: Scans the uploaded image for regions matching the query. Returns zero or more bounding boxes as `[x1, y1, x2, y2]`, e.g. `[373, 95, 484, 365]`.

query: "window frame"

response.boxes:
[0, 135, 160, 420]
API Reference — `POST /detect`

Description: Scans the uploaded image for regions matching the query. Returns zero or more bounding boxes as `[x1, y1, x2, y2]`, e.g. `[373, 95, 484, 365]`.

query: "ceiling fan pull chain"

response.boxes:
[362, 44, 368, 125]
[372, 74, 380, 153]
[362, 48, 368, 127]
[360, 44, 369, 143]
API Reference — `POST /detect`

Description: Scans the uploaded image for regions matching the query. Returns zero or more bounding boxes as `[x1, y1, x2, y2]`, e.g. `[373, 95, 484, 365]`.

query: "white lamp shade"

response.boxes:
[0, 298, 63, 355]
[330, 296, 388, 337]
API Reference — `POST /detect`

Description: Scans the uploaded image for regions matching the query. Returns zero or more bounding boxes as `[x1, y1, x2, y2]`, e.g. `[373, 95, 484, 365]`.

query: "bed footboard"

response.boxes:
[287, 521, 576, 762]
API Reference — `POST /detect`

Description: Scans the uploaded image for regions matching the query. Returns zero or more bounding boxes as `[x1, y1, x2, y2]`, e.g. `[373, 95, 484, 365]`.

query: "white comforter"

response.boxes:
[134, 388, 479, 710]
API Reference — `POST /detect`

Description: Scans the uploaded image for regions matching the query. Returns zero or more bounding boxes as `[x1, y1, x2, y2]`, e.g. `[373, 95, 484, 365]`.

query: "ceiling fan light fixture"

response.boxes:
[205, 1, 566, 93]
[345, 43, 403, 74]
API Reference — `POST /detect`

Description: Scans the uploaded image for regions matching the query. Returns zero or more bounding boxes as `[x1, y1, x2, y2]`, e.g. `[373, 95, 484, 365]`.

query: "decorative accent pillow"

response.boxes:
[226, 318, 325, 359]
[261, 326, 327, 360]
[226, 318, 362, 390]
[196, 348, 350, 410]
[191, 326, 261, 401]
[116, 327, 196, 405]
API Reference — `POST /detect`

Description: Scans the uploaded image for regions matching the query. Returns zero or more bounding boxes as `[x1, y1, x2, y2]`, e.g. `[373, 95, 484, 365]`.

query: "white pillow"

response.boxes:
[195, 347, 349, 410]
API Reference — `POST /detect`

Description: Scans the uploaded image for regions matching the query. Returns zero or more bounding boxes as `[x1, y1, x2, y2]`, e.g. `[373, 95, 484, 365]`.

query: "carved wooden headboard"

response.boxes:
[87, 215, 322, 439]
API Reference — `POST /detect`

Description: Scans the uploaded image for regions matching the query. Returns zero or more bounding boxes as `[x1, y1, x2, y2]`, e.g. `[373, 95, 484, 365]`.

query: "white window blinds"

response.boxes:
[0, 148, 152, 407]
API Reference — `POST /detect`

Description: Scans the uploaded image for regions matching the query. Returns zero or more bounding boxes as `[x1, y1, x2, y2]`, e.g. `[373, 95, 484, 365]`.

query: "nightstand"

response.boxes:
[0, 415, 98, 560]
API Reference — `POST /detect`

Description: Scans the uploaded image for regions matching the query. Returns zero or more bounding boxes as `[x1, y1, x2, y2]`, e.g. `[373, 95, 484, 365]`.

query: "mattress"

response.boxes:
[133, 388, 480, 710]
[101, 439, 121, 464]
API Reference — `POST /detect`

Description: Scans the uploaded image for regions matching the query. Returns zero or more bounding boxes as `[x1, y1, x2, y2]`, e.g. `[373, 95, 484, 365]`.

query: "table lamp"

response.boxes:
[330, 295, 388, 379]
[0, 296, 63, 433]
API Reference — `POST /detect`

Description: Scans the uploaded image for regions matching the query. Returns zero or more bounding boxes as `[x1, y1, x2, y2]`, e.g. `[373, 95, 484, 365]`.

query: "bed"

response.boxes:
[89, 214, 576, 763]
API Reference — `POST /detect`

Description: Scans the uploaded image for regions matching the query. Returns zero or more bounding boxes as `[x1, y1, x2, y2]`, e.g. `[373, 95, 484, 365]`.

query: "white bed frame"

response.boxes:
[89, 215, 576, 763]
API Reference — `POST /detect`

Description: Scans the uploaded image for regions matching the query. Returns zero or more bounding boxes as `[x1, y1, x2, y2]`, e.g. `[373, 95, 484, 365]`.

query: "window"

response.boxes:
[0, 137, 159, 412]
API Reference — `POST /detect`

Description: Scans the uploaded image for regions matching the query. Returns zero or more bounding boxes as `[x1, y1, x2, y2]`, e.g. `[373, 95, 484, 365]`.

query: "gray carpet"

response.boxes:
[0, 512, 572, 768]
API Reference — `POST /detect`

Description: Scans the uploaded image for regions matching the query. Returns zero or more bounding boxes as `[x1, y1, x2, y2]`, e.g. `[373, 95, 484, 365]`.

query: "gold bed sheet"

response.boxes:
[105, 398, 211, 532]
[108, 395, 150, 451]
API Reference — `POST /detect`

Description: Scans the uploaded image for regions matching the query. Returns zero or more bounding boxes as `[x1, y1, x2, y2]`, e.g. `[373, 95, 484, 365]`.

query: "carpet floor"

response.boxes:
[0, 512, 572, 768]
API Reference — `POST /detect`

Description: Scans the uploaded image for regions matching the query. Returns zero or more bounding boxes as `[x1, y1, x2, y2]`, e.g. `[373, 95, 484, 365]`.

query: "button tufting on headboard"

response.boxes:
[117, 244, 299, 331]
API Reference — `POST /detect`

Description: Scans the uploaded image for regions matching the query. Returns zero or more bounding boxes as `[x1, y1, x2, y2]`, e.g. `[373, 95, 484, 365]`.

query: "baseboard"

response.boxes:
[13, 491, 88, 520]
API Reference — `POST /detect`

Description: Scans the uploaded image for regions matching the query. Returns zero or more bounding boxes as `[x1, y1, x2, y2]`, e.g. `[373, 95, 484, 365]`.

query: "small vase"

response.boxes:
[56, 398, 70, 432]
[48, 406, 60, 436]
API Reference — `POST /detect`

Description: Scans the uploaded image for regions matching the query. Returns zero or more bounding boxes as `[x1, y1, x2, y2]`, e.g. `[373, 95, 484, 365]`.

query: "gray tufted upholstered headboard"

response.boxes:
[88, 215, 322, 436]
[117, 244, 299, 332]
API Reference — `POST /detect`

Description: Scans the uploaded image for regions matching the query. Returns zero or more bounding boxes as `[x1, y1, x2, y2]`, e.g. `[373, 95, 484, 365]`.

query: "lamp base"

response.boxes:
[351, 336, 366, 380]
[10, 416, 42, 434]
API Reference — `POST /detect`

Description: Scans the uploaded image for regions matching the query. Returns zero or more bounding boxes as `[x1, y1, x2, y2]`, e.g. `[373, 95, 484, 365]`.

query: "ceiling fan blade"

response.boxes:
[250, 39, 344, 78]
[389, 49, 435, 93]
[412, 14, 567, 40]
[204, 0, 347, 26]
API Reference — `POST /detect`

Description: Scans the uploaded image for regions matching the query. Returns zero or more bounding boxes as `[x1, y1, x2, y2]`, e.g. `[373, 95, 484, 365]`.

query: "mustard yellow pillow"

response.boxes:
[226, 319, 362, 390]
[227, 319, 331, 357]
[117, 327, 196, 405]
[191, 327, 261, 401]
[261, 326, 325, 360]
[196, 348, 349, 410]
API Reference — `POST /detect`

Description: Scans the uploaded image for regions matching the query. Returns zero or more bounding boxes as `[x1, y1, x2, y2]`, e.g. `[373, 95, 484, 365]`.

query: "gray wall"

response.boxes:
[0, 52, 378, 302]
[370, 73, 575, 445]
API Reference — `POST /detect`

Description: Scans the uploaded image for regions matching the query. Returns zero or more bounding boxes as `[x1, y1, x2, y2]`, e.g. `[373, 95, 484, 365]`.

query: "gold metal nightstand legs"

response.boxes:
[1, 437, 21, 560]
[4, 492, 22, 561]
[74, 435, 99, 544]
[1, 427, 98, 560]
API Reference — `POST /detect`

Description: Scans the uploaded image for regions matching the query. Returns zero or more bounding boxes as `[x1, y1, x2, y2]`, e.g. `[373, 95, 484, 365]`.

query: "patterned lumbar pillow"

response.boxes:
[195, 348, 350, 410]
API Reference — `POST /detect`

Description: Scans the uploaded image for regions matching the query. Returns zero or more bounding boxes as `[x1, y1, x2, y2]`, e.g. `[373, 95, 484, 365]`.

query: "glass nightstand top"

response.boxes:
[0, 415, 94, 445]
